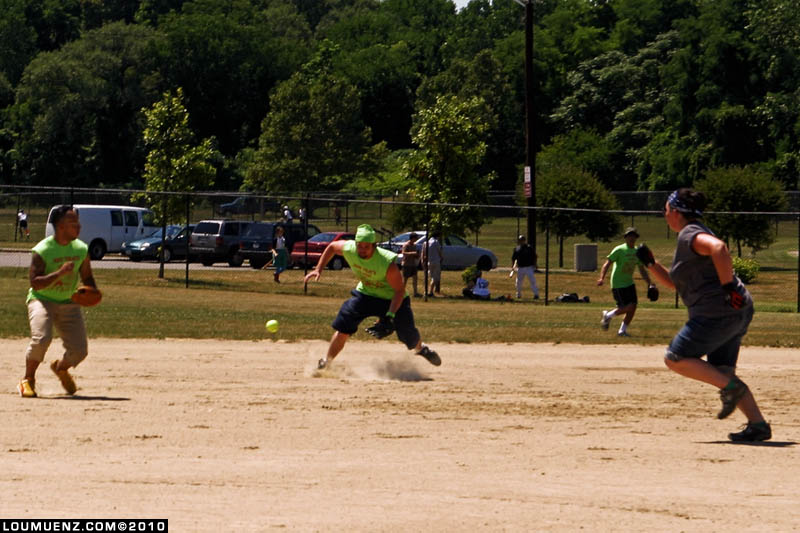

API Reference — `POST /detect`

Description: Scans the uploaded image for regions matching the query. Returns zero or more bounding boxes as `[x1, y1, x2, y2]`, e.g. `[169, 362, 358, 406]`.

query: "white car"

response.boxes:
[379, 231, 498, 271]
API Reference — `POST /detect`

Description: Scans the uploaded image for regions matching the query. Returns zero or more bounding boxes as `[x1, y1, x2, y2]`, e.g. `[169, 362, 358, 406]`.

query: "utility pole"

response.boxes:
[523, 0, 536, 259]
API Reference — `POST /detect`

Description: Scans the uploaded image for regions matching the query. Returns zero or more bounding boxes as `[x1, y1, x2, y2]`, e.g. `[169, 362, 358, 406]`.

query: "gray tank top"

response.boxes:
[669, 222, 752, 317]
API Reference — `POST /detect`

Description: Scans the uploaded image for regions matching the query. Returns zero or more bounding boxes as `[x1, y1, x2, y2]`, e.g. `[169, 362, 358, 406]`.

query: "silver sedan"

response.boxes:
[380, 231, 498, 271]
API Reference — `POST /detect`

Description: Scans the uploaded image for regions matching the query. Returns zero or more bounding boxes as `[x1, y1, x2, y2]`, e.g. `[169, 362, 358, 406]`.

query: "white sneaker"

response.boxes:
[601, 310, 612, 330]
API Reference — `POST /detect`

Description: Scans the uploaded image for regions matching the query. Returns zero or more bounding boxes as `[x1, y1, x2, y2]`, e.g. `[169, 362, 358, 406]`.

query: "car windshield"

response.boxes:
[446, 235, 469, 246]
[243, 224, 273, 238]
[309, 233, 336, 243]
[194, 222, 220, 234]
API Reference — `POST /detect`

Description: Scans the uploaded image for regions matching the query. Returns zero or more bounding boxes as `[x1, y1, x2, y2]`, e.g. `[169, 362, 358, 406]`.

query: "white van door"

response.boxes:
[125, 209, 146, 239]
[109, 210, 126, 250]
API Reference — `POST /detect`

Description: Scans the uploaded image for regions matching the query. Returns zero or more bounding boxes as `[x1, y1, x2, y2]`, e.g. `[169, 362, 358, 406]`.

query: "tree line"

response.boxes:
[0, 0, 796, 244]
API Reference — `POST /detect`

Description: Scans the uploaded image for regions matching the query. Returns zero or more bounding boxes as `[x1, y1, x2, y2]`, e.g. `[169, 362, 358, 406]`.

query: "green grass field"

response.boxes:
[1, 263, 798, 347]
[2, 202, 797, 347]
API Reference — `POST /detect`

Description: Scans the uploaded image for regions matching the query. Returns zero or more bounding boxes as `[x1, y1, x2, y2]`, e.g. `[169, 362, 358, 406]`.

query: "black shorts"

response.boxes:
[19, 220, 27, 229]
[612, 284, 638, 308]
[402, 263, 418, 279]
[332, 290, 420, 349]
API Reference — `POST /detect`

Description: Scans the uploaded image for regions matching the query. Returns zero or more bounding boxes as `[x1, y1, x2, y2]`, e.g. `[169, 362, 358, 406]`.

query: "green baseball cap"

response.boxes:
[355, 224, 376, 243]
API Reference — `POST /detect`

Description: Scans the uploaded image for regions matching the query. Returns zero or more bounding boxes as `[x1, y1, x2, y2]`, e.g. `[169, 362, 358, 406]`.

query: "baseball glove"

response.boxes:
[635, 243, 655, 267]
[71, 285, 102, 307]
[647, 284, 659, 302]
[365, 315, 395, 339]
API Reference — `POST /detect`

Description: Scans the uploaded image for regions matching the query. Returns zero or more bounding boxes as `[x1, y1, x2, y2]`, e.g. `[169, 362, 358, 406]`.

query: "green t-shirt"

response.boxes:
[607, 242, 640, 289]
[341, 240, 403, 300]
[27, 236, 88, 304]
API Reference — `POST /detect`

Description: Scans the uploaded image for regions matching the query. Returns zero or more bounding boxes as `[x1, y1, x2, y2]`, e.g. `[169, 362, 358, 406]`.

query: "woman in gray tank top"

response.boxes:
[635, 188, 771, 442]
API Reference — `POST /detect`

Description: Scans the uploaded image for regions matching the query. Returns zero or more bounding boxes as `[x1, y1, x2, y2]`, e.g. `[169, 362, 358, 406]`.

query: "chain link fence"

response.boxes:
[2, 185, 799, 311]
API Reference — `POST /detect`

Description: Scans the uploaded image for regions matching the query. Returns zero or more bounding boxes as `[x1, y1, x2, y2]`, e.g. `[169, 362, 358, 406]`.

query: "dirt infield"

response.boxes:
[2, 338, 799, 531]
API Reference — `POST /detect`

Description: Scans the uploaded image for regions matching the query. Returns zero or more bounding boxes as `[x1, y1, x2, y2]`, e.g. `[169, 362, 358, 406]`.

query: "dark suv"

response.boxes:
[239, 222, 321, 269]
[189, 219, 251, 266]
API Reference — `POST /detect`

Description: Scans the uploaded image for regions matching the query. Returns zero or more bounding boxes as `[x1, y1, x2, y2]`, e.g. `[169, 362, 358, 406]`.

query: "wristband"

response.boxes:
[385, 310, 396, 318]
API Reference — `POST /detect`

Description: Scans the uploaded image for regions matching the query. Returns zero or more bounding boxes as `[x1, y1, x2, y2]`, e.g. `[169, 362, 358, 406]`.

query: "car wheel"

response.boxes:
[477, 255, 493, 271]
[250, 259, 266, 269]
[162, 248, 172, 263]
[201, 259, 215, 267]
[228, 251, 244, 267]
[88, 239, 106, 260]
[130, 257, 141, 262]
[329, 256, 344, 270]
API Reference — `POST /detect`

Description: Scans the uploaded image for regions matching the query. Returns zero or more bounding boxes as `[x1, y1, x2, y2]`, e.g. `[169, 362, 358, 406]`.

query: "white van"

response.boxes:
[45, 204, 157, 260]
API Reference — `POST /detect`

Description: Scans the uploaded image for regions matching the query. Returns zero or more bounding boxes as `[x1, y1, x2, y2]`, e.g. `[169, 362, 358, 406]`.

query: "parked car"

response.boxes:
[290, 231, 355, 270]
[189, 220, 251, 266]
[239, 222, 321, 269]
[379, 231, 498, 271]
[216, 196, 280, 216]
[121, 224, 194, 262]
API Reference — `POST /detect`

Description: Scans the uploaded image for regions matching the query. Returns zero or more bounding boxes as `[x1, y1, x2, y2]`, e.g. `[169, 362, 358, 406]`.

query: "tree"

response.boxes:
[695, 166, 788, 256]
[243, 41, 385, 194]
[537, 161, 622, 267]
[137, 88, 217, 277]
[416, 49, 521, 190]
[403, 95, 494, 237]
[0, 0, 38, 85]
[157, 0, 313, 169]
[7, 22, 165, 187]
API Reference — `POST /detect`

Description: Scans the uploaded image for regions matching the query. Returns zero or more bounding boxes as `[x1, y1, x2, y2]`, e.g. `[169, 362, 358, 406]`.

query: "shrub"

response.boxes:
[733, 257, 759, 284]
[462, 265, 480, 286]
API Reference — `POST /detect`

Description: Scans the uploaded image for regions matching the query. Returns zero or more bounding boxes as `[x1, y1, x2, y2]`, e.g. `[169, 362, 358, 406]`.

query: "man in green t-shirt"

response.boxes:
[596, 227, 654, 337]
[17, 205, 99, 398]
[304, 224, 441, 370]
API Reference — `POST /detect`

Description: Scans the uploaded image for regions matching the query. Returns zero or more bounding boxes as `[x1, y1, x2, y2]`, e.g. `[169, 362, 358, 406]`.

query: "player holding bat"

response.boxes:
[18, 205, 102, 398]
[304, 224, 441, 370]
[638, 188, 771, 442]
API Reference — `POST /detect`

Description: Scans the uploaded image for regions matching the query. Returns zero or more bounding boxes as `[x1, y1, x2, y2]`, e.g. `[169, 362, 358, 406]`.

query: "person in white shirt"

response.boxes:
[423, 232, 444, 296]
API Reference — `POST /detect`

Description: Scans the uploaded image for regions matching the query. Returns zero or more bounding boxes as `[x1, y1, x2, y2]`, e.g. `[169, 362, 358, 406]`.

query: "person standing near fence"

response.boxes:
[637, 188, 770, 442]
[597, 227, 653, 337]
[423, 231, 444, 297]
[266, 225, 288, 283]
[401, 233, 421, 297]
[511, 235, 539, 300]
[17, 209, 30, 240]
[18, 205, 99, 398]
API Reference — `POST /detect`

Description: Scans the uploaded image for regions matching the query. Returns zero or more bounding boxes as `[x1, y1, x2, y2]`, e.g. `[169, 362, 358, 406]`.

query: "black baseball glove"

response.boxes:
[722, 282, 745, 309]
[635, 244, 655, 267]
[647, 284, 659, 302]
[365, 315, 395, 339]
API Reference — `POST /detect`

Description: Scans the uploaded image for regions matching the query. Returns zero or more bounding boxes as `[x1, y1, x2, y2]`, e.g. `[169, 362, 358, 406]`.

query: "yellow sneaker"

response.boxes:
[50, 360, 77, 395]
[17, 379, 37, 398]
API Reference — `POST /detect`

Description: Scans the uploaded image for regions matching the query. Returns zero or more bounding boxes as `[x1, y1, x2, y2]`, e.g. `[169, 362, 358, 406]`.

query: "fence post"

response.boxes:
[14, 193, 21, 242]
[544, 212, 549, 306]
[185, 194, 190, 289]
[423, 203, 430, 302]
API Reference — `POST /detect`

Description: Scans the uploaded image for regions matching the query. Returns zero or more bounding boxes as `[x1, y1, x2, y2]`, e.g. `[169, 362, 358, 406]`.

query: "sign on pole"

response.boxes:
[523, 166, 532, 198]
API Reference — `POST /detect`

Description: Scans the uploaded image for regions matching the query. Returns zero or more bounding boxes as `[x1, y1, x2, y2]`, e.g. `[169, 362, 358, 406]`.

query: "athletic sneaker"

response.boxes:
[416, 344, 441, 366]
[50, 360, 77, 395]
[617, 331, 630, 337]
[729, 421, 772, 442]
[717, 377, 748, 419]
[601, 310, 612, 330]
[17, 379, 36, 398]
[317, 358, 328, 370]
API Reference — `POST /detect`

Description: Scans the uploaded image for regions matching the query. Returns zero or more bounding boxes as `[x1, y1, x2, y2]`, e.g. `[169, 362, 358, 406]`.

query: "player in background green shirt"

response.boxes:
[596, 227, 654, 337]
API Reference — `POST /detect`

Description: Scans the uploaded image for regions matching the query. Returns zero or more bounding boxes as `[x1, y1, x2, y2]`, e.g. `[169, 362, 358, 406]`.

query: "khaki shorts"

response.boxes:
[25, 299, 88, 366]
[427, 263, 442, 282]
